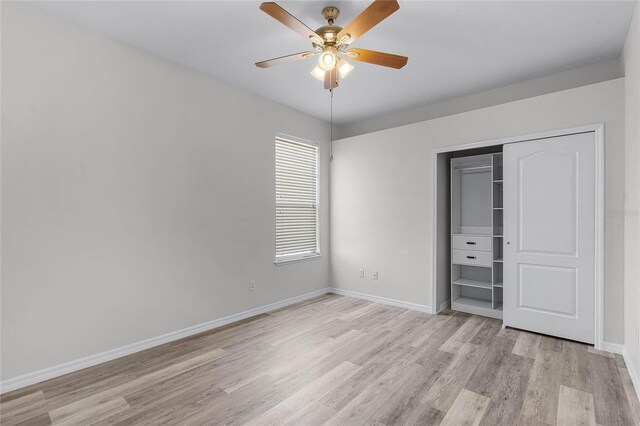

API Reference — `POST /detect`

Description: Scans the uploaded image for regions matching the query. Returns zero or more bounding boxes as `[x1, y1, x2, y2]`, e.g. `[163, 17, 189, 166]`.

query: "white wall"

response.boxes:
[0, 3, 330, 381]
[331, 78, 626, 344]
[623, 2, 640, 379]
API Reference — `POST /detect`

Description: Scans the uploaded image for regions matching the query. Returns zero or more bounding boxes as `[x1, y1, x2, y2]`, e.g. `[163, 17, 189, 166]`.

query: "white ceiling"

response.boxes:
[32, 1, 636, 125]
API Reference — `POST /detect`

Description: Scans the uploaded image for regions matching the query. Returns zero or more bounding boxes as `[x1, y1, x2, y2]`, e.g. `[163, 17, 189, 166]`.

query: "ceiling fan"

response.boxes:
[255, 0, 408, 90]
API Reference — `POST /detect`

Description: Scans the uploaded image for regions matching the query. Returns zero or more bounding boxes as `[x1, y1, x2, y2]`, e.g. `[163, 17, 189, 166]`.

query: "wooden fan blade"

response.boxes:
[260, 2, 322, 44]
[324, 67, 338, 90]
[346, 48, 408, 69]
[255, 51, 316, 68]
[337, 0, 399, 44]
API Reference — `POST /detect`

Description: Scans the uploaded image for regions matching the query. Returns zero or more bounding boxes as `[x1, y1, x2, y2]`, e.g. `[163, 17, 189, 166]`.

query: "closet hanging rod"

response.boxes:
[454, 164, 492, 171]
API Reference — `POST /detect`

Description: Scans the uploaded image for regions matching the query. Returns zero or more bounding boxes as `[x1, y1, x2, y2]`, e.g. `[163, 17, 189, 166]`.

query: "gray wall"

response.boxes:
[335, 59, 623, 140]
[623, 2, 640, 378]
[331, 78, 626, 344]
[1, 3, 330, 380]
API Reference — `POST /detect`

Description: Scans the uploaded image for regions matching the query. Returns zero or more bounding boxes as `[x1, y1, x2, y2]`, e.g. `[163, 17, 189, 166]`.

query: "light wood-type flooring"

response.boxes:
[2, 293, 639, 425]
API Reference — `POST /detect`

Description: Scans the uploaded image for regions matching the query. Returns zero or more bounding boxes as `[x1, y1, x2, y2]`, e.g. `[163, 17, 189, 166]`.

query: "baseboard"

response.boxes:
[623, 346, 640, 401]
[602, 341, 624, 354]
[439, 299, 451, 313]
[0, 287, 331, 394]
[328, 287, 432, 313]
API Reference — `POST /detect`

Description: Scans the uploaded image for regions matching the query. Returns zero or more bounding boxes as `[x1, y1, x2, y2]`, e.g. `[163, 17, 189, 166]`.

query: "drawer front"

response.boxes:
[452, 235, 492, 252]
[452, 249, 492, 267]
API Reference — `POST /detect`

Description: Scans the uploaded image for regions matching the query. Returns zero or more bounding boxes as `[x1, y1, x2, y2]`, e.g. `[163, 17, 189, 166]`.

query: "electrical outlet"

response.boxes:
[359, 269, 365, 278]
[250, 280, 255, 291]
[373, 271, 379, 280]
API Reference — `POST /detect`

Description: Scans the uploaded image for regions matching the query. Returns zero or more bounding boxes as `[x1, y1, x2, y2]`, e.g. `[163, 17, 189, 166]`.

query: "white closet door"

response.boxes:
[503, 132, 595, 343]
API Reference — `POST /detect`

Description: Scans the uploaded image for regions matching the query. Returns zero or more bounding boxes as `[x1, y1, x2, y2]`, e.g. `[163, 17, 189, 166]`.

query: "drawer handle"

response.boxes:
[466, 242, 476, 245]
[466, 256, 476, 260]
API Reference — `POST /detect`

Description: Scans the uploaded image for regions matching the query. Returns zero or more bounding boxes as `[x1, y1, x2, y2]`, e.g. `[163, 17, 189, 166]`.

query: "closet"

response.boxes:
[450, 153, 503, 319]
[446, 131, 598, 344]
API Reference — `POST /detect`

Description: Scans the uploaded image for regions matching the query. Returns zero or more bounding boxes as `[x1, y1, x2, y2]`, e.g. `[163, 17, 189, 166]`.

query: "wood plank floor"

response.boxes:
[2, 294, 639, 425]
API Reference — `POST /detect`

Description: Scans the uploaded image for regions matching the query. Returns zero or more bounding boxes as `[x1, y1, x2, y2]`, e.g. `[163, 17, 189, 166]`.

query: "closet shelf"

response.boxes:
[452, 278, 492, 290]
[494, 283, 503, 288]
[494, 258, 503, 263]
[493, 180, 503, 183]
[452, 297, 493, 310]
[455, 165, 492, 171]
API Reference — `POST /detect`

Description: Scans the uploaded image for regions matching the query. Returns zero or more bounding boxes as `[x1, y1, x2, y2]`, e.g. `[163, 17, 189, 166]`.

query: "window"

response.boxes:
[275, 135, 320, 263]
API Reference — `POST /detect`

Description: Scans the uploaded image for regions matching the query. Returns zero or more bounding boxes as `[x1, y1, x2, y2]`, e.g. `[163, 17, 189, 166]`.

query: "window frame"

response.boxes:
[274, 133, 321, 265]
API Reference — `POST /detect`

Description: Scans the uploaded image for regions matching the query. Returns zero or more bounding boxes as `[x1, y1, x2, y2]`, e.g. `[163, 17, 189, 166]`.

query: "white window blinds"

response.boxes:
[275, 136, 319, 262]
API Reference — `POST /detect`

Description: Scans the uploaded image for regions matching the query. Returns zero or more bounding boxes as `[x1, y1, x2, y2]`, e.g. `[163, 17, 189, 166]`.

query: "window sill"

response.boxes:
[274, 254, 322, 266]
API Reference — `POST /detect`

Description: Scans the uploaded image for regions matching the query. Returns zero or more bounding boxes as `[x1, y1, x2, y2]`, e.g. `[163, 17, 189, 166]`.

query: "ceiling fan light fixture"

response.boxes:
[310, 64, 326, 81]
[337, 58, 354, 79]
[338, 34, 351, 45]
[309, 34, 324, 46]
[319, 46, 337, 70]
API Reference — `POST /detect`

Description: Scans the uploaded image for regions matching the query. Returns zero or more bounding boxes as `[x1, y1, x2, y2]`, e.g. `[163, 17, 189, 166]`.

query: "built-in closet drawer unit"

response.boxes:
[452, 249, 492, 267]
[452, 235, 492, 252]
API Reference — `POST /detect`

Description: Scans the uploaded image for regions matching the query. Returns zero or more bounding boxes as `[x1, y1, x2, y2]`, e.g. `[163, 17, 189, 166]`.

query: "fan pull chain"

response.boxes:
[330, 88, 334, 162]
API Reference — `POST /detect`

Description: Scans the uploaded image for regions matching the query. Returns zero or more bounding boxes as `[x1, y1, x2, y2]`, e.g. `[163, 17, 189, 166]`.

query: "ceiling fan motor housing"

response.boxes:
[314, 24, 342, 46]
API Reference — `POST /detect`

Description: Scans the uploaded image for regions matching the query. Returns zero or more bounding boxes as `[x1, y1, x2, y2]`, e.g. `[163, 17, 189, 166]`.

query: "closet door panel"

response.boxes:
[518, 264, 577, 316]
[503, 132, 595, 344]
[517, 151, 577, 256]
